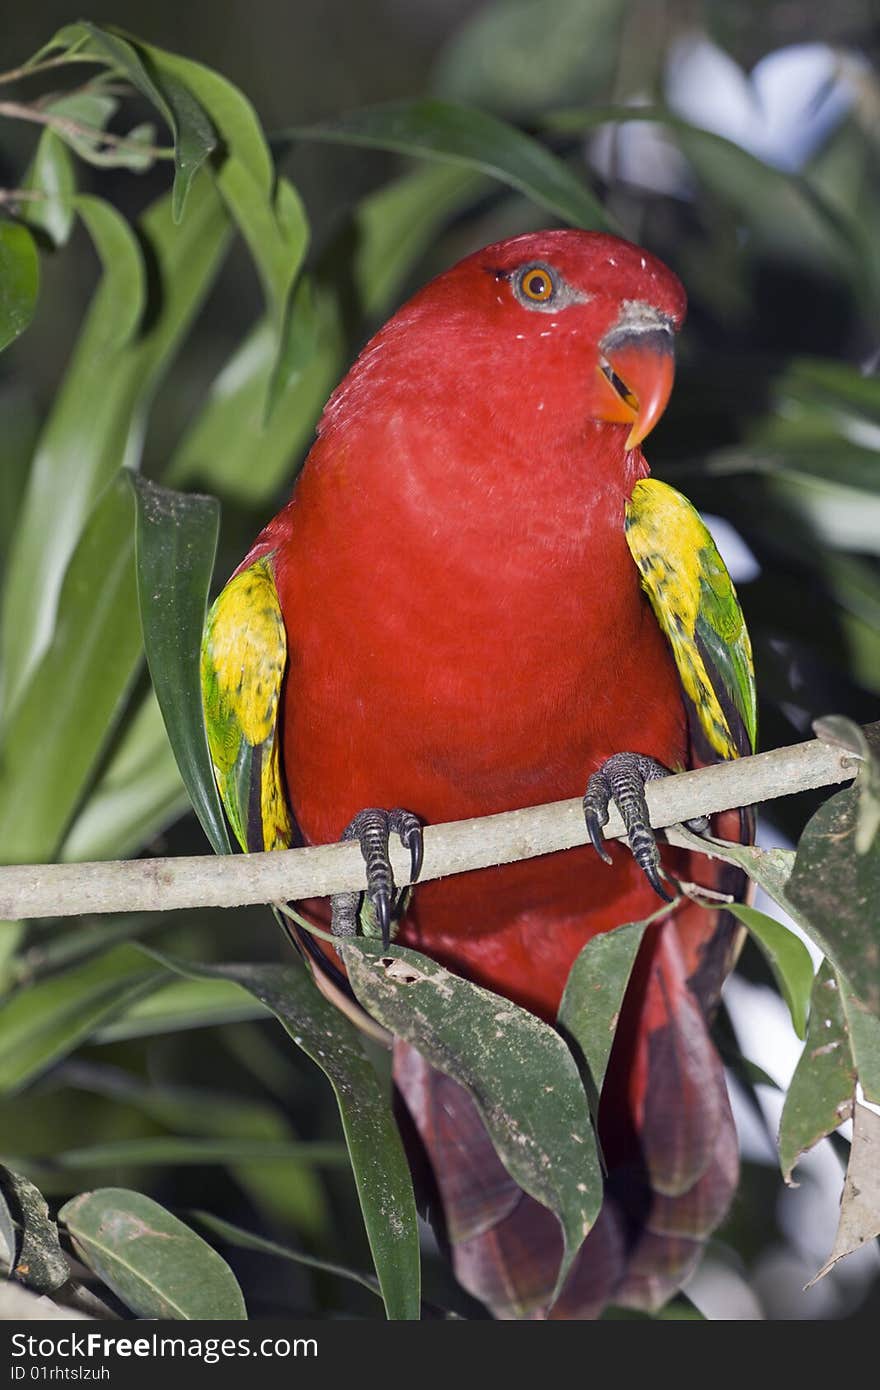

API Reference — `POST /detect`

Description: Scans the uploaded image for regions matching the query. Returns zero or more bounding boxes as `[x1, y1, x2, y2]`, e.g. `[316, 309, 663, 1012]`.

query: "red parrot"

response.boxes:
[201, 230, 756, 1318]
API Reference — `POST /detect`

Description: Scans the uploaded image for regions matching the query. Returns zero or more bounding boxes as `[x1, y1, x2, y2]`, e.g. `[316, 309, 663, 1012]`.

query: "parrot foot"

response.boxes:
[583, 753, 677, 903]
[330, 808, 424, 949]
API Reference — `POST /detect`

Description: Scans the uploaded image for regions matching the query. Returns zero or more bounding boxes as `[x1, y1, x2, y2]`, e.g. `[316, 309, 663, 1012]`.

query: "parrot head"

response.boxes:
[318, 230, 686, 475]
[420, 229, 686, 452]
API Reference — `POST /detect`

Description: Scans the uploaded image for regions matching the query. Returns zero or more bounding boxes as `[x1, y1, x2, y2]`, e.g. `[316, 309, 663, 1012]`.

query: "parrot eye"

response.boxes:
[517, 265, 556, 304]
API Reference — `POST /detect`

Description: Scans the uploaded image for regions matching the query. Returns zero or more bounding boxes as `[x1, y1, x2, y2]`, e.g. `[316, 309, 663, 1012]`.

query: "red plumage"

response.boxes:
[238, 230, 744, 1316]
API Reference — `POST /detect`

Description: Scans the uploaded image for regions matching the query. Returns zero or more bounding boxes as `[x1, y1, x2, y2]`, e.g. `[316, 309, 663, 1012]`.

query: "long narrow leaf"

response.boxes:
[0, 474, 142, 863]
[60, 690, 189, 863]
[1, 176, 230, 718]
[283, 99, 610, 230]
[131, 475, 231, 854]
[148, 952, 421, 1321]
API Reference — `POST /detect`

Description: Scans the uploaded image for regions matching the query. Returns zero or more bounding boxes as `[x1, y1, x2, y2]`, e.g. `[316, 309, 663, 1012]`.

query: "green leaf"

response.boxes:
[544, 105, 873, 295]
[9, 915, 166, 987]
[343, 938, 601, 1295]
[35, 91, 153, 172]
[192, 1210, 381, 1300]
[284, 99, 611, 230]
[149, 952, 421, 1321]
[839, 977, 880, 1106]
[130, 475, 232, 855]
[141, 42, 273, 192]
[2, 170, 231, 720]
[0, 1166, 69, 1291]
[0, 387, 37, 585]
[0, 221, 39, 353]
[0, 945, 163, 1096]
[23, 129, 76, 248]
[814, 716, 880, 855]
[11, 1138, 347, 1170]
[168, 282, 343, 504]
[72, 23, 216, 220]
[215, 161, 308, 322]
[0, 196, 146, 717]
[60, 690, 188, 863]
[63, 1063, 330, 1240]
[93, 977, 268, 1042]
[141, 43, 308, 339]
[672, 828, 800, 920]
[778, 962, 855, 1183]
[558, 919, 647, 1109]
[0, 474, 142, 863]
[351, 162, 490, 319]
[59, 1188, 246, 1320]
[728, 904, 815, 1041]
[787, 786, 880, 1017]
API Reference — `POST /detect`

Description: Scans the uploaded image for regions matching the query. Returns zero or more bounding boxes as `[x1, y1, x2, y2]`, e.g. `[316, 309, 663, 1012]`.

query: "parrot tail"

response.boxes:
[392, 910, 739, 1319]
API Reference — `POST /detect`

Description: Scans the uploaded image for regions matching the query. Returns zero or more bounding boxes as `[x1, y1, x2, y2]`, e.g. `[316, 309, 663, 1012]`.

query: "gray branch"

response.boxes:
[0, 727, 874, 923]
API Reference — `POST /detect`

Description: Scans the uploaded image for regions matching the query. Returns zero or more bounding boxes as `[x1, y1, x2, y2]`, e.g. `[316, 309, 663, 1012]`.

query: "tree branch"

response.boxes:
[0, 727, 874, 923]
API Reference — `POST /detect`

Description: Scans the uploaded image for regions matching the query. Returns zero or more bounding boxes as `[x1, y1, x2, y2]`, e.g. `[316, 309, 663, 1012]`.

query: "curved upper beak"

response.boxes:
[596, 307, 676, 450]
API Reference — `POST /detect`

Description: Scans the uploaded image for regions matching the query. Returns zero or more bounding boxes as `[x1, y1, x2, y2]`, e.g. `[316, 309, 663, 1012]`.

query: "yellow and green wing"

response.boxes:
[625, 478, 757, 760]
[200, 555, 294, 853]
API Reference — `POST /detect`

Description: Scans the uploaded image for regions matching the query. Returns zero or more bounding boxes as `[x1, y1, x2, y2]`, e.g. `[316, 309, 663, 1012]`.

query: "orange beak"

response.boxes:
[595, 323, 676, 450]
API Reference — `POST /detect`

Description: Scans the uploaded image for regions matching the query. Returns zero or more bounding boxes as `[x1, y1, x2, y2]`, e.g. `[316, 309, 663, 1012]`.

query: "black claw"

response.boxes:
[374, 890, 392, 950]
[583, 752, 678, 900]
[339, 808, 423, 945]
[409, 828, 424, 884]
[645, 864, 675, 904]
[585, 811, 613, 866]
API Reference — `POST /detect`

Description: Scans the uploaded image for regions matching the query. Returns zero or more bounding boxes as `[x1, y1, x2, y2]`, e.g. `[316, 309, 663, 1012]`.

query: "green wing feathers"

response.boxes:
[625, 478, 757, 760]
[200, 556, 294, 853]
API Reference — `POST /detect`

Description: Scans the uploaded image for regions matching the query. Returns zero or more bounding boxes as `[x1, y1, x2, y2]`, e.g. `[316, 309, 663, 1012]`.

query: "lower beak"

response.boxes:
[596, 327, 676, 450]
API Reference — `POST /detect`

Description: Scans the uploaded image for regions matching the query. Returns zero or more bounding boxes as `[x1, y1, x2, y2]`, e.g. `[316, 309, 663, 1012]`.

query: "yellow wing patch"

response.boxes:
[625, 478, 756, 761]
[201, 557, 293, 853]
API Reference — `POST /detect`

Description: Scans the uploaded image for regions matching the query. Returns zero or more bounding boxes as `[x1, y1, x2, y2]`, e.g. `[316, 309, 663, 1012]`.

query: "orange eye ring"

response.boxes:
[519, 266, 554, 302]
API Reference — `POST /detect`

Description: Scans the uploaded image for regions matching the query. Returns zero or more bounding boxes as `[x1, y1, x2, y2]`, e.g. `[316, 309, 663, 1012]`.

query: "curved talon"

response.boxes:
[332, 807, 423, 949]
[643, 861, 676, 904]
[390, 810, 424, 885]
[584, 806, 613, 865]
[409, 831, 423, 883]
[583, 753, 675, 902]
[373, 889, 392, 950]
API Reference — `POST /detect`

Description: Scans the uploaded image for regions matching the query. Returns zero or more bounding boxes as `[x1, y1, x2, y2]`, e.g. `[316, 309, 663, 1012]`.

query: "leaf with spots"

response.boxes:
[786, 782, 880, 1017]
[0, 1167, 69, 1292]
[343, 938, 602, 1297]
[839, 976, 880, 1106]
[778, 961, 854, 1184]
[58, 1188, 246, 1319]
